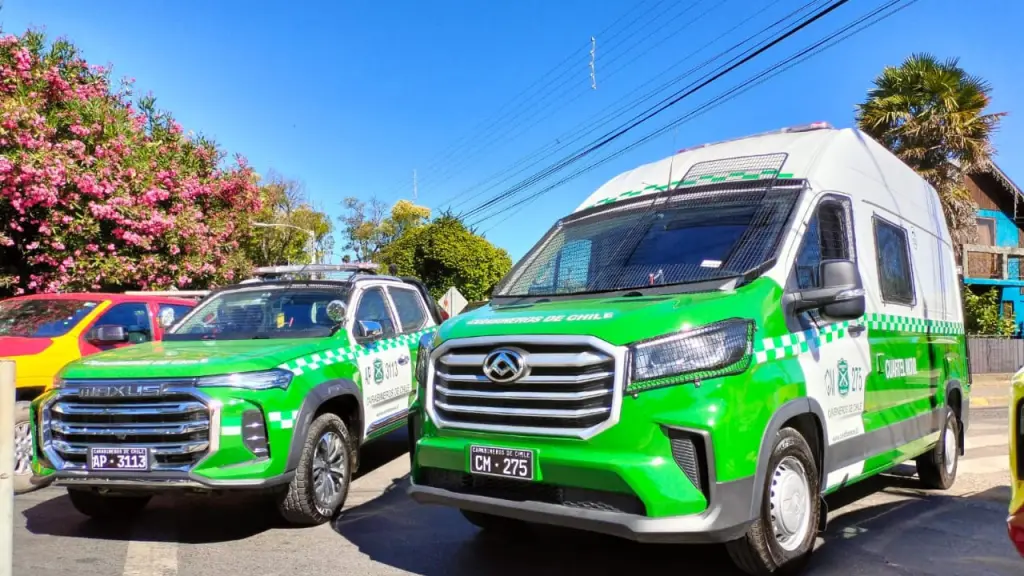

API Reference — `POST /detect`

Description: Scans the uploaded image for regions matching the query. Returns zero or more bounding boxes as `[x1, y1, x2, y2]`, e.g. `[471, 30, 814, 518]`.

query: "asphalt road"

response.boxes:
[13, 407, 1023, 576]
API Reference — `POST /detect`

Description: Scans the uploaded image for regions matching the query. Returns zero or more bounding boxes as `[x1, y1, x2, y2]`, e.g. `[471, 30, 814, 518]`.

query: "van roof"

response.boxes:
[575, 124, 931, 218]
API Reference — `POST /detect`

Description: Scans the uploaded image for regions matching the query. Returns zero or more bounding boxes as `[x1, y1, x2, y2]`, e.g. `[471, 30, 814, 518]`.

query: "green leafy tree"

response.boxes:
[856, 53, 1006, 252]
[376, 214, 512, 301]
[338, 195, 430, 261]
[245, 172, 333, 266]
[963, 287, 1016, 337]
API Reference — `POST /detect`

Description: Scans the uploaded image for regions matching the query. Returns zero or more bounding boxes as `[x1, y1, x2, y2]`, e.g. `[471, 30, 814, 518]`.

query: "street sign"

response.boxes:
[440, 287, 468, 316]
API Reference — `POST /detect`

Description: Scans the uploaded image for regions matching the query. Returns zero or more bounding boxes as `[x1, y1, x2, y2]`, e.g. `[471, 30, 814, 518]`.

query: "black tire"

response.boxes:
[67, 489, 151, 521]
[459, 509, 524, 534]
[726, 427, 821, 576]
[916, 406, 959, 490]
[277, 413, 354, 526]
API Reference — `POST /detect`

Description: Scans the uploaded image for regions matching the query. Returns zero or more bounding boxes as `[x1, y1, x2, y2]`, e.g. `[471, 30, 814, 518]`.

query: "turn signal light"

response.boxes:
[1009, 510, 1024, 557]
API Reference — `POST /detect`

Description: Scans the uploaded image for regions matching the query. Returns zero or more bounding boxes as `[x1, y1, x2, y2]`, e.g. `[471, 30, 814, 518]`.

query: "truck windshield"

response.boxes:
[0, 299, 99, 338]
[494, 186, 800, 297]
[165, 286, 350, 341]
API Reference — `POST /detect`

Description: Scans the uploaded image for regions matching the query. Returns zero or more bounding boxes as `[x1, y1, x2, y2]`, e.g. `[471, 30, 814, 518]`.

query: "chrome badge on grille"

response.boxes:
[482, 349, 526, 383]
[77, 384, 165, 398]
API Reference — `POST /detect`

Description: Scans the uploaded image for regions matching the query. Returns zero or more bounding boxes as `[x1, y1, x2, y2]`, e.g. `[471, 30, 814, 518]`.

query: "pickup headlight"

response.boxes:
[627, 319, 754, 394]
[197, 369, 293, 391]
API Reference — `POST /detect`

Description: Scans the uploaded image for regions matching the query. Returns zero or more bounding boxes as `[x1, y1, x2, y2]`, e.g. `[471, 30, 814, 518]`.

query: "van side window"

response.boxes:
[873, 217, 915, 305]
[794, 201, 851, 290]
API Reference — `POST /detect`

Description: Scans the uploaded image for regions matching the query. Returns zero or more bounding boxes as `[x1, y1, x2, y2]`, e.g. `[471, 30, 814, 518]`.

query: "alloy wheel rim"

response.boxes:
[943, 418, 957, 475]
[14, 421, 32, 476]
[769, 455, 812, 552]
[312, 431, 346, 513]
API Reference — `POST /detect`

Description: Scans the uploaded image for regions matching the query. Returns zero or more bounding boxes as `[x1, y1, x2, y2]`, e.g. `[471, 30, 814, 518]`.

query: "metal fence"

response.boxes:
[967, 336, 1024, 374]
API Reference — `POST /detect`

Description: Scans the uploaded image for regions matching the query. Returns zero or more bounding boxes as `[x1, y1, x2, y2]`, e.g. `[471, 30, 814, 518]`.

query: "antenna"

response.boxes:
[589, 37, 597, 90]
[413, 169, 418, 200]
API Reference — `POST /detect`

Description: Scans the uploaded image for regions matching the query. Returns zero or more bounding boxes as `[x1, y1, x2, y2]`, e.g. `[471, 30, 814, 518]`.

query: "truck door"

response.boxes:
[351, 286, 412, 439]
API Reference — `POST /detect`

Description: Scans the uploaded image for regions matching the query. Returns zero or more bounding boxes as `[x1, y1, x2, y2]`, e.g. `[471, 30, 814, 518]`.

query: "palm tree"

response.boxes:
[856, 53, 1006, 249]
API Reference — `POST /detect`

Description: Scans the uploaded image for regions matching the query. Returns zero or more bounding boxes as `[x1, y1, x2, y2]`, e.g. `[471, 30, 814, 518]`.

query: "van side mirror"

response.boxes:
[787, 259, 866, 320]
[356, 320, 384, 341]
[87, 325, 130, 344]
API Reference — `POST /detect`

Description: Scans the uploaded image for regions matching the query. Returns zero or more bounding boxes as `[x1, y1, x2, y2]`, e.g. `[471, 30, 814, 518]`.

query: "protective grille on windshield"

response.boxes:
[495, 153, 802, 297]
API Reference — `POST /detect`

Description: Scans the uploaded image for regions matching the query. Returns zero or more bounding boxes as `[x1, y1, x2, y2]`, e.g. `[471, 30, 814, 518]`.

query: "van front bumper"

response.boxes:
[408, 475, 755, 544]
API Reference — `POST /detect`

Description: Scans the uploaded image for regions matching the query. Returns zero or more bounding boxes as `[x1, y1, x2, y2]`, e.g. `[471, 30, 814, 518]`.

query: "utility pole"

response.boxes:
[413, 169, 418, 201]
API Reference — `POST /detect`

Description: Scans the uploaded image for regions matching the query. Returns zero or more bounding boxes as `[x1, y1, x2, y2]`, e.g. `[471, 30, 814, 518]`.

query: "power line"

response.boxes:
[459, 0, 852, 222]
[473, 0, 917, 231]
[424, 0, 744, 204]
[444, 0, 817, 212]
[374, 0, 670, 198]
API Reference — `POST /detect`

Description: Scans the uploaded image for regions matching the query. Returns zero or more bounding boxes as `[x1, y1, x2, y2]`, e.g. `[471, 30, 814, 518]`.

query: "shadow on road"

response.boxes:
[22, 429, 410, 544]
[332, 470, 1023, 576]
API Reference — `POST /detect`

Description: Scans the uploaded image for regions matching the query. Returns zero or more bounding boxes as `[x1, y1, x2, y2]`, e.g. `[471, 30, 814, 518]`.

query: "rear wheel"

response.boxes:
[916, 406, 959, 490]
[726, 427, 820, 575]
[67, 490, 151, 521]
[277, 413, 354, 526]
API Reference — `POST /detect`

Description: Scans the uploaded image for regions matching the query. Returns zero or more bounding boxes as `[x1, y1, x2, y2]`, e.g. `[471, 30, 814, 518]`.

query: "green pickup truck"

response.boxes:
[30, 264, 441, 525]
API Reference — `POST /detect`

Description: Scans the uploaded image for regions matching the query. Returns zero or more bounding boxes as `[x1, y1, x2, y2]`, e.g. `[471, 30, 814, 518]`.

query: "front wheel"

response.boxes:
[67, 489, 151, 521]
[14, 401, 49, 495]
[277, 413, 354, 526]
[726, 427, 821, 575]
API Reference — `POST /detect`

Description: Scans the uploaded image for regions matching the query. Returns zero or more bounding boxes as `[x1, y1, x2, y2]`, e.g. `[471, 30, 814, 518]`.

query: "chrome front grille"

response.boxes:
[42, 381, 212, 472]
[428, 336, 624, 438]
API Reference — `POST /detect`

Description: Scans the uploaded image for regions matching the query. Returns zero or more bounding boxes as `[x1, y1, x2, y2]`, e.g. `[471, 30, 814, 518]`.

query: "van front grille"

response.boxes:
[430, 338, 620, 437]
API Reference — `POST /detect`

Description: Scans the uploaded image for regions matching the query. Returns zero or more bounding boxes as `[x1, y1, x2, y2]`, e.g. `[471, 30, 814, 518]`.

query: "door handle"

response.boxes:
[398, 354, 411, 366]
[848, 323, 866, 336]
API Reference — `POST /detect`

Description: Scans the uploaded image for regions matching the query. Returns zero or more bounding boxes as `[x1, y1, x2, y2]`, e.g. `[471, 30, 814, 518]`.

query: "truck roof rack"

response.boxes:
[248, 263, 380, 282]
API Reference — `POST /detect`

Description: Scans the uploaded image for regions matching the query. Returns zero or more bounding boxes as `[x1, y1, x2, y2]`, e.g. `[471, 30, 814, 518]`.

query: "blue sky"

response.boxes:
[3, 0, 1020, 262]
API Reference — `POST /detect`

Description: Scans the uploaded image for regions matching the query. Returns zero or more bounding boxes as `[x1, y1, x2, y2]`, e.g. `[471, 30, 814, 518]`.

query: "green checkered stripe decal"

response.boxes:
[277, 326, 437, 377]
[754, 321, 854, 364]
[586, 169, 795, 209]
[753, 314, 964, 364]
[220, 410, 302, 436]
[861, 313, 964, 336]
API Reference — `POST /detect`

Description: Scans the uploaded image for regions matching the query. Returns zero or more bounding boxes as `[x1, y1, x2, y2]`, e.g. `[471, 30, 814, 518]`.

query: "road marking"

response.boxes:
[122, 514, 178, 576]
[966, 434, 1010, 451]
[959, 455, 1010, 475]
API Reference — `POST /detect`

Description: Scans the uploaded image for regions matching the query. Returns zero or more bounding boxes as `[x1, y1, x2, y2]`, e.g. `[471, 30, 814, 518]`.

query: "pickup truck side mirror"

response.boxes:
[787, 259, 866, 320]
[356, 320, 384, 341]
[87, 324, 130, 344]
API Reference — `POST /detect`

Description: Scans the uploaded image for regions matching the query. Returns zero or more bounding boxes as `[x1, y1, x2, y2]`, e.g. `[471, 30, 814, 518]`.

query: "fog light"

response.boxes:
[242, 409, 269, 458]
[1009, 511, 1024, 557]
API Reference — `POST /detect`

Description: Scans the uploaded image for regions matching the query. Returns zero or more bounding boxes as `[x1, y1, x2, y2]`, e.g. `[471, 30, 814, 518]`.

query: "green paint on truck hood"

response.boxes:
[61, 338, 337, 379]
[438, 277, 784, 347]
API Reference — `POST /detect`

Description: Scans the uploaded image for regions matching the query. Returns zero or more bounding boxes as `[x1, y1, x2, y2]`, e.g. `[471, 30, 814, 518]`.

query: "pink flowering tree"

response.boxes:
[0, 29, 264, 296]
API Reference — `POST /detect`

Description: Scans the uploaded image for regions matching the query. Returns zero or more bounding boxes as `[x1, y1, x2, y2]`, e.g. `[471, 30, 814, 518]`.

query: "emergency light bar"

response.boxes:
[249, 263, 380, 282]
[677, 122, 834, 154]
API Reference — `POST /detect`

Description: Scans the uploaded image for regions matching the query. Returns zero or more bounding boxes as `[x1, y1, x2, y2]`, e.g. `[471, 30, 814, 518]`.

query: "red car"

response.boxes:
[0, 292, 202, 493]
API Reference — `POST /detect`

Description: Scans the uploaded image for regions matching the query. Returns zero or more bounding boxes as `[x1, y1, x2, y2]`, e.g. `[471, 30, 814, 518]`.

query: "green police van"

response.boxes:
[30, 264, 440, 525]
[407, 124, 972, 575]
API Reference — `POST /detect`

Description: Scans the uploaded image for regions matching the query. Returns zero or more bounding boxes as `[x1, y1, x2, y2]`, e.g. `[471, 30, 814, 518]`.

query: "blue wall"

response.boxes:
[972, 208, 1024, 331]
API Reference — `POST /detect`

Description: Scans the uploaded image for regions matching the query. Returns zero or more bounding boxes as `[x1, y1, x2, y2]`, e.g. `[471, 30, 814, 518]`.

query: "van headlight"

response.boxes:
[197, 369, 293, 390]
[627, 319, 754, 394]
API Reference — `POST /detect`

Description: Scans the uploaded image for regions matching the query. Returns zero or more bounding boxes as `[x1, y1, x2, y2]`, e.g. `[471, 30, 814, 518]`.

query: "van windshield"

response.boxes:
[494, 186, 801, 297]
